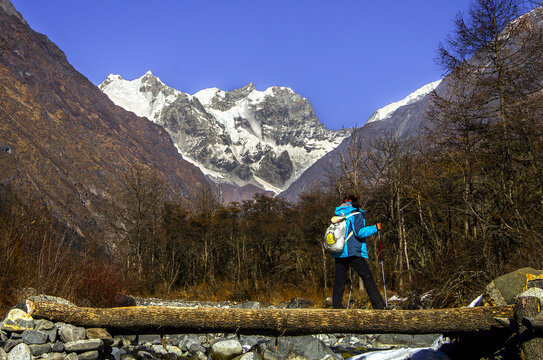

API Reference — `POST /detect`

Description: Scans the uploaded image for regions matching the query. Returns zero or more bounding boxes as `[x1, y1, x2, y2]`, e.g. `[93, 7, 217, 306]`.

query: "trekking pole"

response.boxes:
[378, 229, 388, 308]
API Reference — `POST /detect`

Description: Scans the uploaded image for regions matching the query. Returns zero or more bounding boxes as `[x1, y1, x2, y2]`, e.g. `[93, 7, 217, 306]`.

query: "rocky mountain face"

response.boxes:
[279, 80, 441, 202]
[0, 0, 208, 237]
[99, 73, 348, 200]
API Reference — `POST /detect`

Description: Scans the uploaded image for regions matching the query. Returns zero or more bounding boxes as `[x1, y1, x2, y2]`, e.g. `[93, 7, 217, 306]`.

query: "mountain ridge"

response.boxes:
[0, 0, 208, 237]
[100, 72, 349, 197]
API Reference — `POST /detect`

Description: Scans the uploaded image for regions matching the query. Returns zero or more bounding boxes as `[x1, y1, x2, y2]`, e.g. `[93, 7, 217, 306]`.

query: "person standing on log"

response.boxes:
[331, 195, 386, 309]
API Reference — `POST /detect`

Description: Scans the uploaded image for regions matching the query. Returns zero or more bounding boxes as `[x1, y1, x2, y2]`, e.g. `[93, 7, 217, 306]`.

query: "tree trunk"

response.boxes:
[26, 300, 514, 336]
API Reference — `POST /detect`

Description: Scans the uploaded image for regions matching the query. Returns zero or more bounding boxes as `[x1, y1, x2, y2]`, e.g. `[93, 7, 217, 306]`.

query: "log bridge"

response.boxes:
[25, 297, 543, 358]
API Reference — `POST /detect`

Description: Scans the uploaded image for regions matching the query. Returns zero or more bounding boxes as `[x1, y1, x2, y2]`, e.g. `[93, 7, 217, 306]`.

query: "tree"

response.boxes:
[108, 164, 168, 290]
[430, 0, 543, 280]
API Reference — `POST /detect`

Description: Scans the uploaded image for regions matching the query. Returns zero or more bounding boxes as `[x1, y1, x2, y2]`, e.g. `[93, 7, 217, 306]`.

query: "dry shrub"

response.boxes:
[72, 260, 125, 307]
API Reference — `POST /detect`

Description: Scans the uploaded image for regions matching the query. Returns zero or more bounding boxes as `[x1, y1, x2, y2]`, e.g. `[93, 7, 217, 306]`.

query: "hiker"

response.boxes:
[331, 195, 386, 309]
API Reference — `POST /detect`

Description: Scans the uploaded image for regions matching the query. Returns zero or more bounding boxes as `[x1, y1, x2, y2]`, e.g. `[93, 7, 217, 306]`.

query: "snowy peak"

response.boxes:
[99, 73, 348, 194]
[367, 79, 442, 124]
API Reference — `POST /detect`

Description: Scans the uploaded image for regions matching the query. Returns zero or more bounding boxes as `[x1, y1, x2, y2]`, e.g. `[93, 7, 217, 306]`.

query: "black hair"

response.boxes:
[346, 194, 360, 210]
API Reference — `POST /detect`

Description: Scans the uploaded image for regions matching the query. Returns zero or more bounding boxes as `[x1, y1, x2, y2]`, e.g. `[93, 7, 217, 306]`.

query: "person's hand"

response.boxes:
[376, 223, 382, 230]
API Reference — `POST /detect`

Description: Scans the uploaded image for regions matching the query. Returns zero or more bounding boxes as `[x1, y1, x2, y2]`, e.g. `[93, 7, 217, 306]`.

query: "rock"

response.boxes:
[485, 267, 543, 305]
[28, 343, 51, 356]
[51, 341, 64, 353]
[85, 328, 113, 346]
[188, 351, 207, 360]
[9, 333, 22, 340]
[64, 353, 78, 360]
[59, 325, 86, 343]
[162, 334, 181, 346]
[235, 302, 261, 309]
[1, 309, 34, 332]
[265, 336, 338, 360]
[236, 352, 260, 360]
[39, 353, 64, 360]
[28, 295, 76, 307]
[374, 334, 442, 348]
[120, 355, 137, 360]
[179, 334, 205, 353]
[136, 351, 153, 360]
[286, 298, 314, 309]
[34, 320, 55, 331]
[1, 330, 9, 341]
[7, 343, 31, 360]
[138, 334, 161, 345]
[21, 329, 48, 344]
[210, 339, 243, 360]
[4, 339, 23, 353]
[110, 347, 126, 360]
[239, 335, 259, 352]
[0, 348, 6, 360]
[34, 321, 57, 342]
[517, 287, 543, 305]
[115, 335, 136, 346]
[77, 351, 99, 360]
[64, 339, 103, 353]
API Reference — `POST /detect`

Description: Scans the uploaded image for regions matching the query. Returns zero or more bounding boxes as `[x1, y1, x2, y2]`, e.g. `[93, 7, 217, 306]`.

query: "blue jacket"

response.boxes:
[331, 204, 378, 259]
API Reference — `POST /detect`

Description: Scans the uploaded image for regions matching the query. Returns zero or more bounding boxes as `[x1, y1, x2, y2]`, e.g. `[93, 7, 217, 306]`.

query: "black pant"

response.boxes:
[332, 256, 385, 309]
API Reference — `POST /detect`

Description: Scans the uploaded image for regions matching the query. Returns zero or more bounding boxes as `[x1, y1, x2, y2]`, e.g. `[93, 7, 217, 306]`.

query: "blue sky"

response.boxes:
[11, 0, 473, 130]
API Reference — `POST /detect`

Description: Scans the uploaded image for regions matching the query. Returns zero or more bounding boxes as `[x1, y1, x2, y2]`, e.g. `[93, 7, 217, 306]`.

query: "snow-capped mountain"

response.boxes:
[366, 79, 442, 124]
[99, 72, 348, 194]
[280, 78, 443, 202]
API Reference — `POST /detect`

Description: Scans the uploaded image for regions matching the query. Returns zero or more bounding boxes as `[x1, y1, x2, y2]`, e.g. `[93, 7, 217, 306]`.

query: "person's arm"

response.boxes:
[357, 225, 378, 238]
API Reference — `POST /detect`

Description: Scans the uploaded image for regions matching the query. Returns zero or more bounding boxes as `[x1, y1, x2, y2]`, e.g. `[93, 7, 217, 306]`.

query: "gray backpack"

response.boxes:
[323, 212, 360, 252]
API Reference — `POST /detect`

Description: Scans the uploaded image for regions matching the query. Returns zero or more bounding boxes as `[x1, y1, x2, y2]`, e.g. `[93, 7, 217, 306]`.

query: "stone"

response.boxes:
[239, 335, 259, 352]
[120, 355, 137, 360]
[77, 351, 99, 360]
[22, 329, 48, 344]
[286, 297, 314, 309]
[1, 309, 34, 332]
[188, 351, 207, 360]
[179, 334, 205, 353]
[59, 325, 86, 343]
[138, 334, 161, 345]
[7, 343, 31, 360]
[85, 328, 113, 346]
[485, 267, 543, 305]
[517, 287, 543, 305]
[39, 353, 64, 360]
[162, 334, 181, 346]
[9, 333, 22, 340]
[116, 335, 136, 346]
[1, 330, 8, 341]
[29, 343, 51, 356]
[237, 352, 259, 360]
[51, 341, 64, 353]
[64, 339, 103, 353]
[136, 351, 153, 360]
[210, 339, 243, 360]
[28, 295, 76, 307]
[34, 320, 55, 331]
[266, 336, 338, 360]
[374, 334, 442, 348]
[34, 321, 56, 342]
[64, 353, 78, 360]
[0, 348, 6, 360]
[110, 347, 126, 360]
[4, 339, 23, 353]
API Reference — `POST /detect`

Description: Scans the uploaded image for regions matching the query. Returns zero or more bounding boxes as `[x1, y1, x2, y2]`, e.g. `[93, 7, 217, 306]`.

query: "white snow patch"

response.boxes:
[367, 79, 442, 124]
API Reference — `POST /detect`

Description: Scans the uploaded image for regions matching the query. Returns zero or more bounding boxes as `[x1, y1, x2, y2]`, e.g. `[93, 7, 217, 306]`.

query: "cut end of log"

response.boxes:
[25, 300, 35, 315]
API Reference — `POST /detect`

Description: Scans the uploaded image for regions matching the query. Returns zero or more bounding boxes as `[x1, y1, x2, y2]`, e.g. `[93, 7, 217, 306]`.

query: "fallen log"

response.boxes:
[26, 300, 514, 336]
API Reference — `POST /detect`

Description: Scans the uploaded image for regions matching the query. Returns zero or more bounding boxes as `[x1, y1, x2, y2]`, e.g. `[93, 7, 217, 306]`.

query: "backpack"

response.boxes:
[323, 212, 360, 253]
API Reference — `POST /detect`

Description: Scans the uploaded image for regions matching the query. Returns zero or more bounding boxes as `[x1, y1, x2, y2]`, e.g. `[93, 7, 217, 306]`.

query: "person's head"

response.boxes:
[344, 194, 360, 209]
